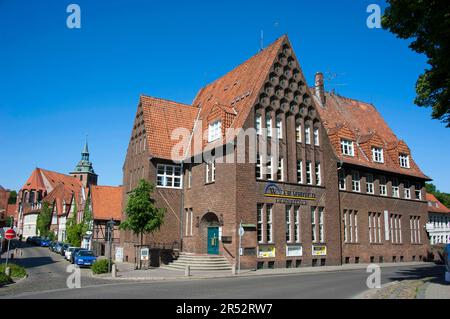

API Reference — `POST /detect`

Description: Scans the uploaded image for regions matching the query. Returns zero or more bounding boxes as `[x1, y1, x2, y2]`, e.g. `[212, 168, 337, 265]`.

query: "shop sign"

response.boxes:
[258, 245, 276, 258]
[286, 245, 303, 257]
[264, 183, 316, 205]
[312, 245, 327, 256]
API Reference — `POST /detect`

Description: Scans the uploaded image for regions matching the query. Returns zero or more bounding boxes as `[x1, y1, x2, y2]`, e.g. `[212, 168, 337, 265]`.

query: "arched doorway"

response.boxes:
[200, 212, 220, 255]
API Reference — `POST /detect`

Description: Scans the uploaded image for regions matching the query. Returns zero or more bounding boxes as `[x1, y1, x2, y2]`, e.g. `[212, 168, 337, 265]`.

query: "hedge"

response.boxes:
[0, 263, 27, 279]
[92, 259, 114, 274]
[0, 272, 13, 286]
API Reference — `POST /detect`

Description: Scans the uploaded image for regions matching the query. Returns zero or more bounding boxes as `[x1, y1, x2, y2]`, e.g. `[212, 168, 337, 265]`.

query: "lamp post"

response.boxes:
[106, 219, 115, 272]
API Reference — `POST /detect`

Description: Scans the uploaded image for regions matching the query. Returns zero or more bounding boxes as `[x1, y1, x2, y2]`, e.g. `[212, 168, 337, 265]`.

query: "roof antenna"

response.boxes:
[260, 30, 264, 52]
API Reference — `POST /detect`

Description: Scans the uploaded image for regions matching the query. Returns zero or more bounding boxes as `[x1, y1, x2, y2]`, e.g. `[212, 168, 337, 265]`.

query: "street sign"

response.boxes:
[5, 229, 16, 240]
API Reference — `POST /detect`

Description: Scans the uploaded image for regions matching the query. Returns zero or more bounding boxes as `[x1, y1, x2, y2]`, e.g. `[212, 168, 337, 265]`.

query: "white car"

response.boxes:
[65, 247, 78, 261]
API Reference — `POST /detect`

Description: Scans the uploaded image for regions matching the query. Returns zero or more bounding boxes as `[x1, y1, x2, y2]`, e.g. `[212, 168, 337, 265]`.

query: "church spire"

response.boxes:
[71, 137, 98, 188]
[81, 136, 90, 162]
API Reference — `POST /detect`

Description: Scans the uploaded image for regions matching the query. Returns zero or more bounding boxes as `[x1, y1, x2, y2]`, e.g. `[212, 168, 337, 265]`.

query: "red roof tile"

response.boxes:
[426, 193, 450, 214]
[90, 186, 122, 221]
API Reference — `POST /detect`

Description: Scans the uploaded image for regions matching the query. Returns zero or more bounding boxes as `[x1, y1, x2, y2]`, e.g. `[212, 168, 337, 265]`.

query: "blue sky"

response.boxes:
[0, 0, 449, 192]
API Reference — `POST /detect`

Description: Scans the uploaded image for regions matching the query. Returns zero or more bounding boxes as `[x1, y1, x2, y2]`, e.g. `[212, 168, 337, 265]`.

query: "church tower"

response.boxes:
[71, 139, 98, 188]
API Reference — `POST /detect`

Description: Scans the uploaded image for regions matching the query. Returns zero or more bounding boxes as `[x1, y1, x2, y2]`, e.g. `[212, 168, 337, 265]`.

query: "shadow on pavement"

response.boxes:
[4, 256, 57, 269]
[388, 264, 449, 285]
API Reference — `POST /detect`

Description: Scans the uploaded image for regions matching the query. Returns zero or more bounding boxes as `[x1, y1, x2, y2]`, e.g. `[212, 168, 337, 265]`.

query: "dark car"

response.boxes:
[26, 236, 36, 244]
[70, 248, 87, 264]
[60, 244, 70, 256]
[34, 237, 42, 246]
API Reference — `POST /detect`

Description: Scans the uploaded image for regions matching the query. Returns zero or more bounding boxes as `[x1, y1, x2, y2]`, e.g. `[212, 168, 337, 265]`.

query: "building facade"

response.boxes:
[426, 193, 450, 245]
[121, 35, 430, 269]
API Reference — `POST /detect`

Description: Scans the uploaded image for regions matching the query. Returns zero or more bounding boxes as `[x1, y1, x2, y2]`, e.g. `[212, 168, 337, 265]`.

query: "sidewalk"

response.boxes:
[424, 280, 450, 299]
[93, 261, 434, 282]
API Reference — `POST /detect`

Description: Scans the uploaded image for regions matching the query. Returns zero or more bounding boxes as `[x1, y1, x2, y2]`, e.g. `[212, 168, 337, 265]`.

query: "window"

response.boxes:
[257, 204, 263, 243]
[344, 210, 358, 243]
[341, 139, 354, 156]
[277, 158, 284, 181]
[205, 160, 216, 184]
[369, 212, 382, 244]
[319, 207, 325, 243]
[187, 167, 192, 189]
[392, 178, 400, 198]
[305, 125, 311, 144]
[294, 206, 300, 243]
[390, 214, 402, 244]
[379, 176, 387, 196]
[296, 123, 302, 143]
[404, 181, 411, 199]
[286, 206, 292, 242]
[372, 147, 384, 163]
[297, 160, 303, 184]
[306, 161, 312, 185]
[352, 171, 360, 192]
[338, 169, 346, 190]
[185, 209, 193, 237]
[315, 162, 321, 186]
[266, 113, 272, 137]
[415, 183, 422, 200]
[366, 174, 374, 194]
[410, 216, 421, 244]
[157, 164, 182, 188]
[313, 127, 320, 146]
[399, 153, 410, 168]
[208, 120, 222, 142]
[311, 207, 325, 243]
[256, 154, 263, 180]
[266, 204, 273, 243]
[266, 156, 274, 181]
[311, 207, 317, 243]
[276, 117, 283, 139]
[255, 114, 262, 135]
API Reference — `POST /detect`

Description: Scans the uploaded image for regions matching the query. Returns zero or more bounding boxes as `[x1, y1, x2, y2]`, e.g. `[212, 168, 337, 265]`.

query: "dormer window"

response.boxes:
[341, 139, 354, 157]
[399, 153, 410, 168]
[208, 120, 222, 142]
[372, 147, 384, 163]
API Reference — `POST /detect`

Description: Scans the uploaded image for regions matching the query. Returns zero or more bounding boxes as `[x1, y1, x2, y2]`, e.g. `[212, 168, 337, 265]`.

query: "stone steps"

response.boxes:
[163, 253, 233, 271]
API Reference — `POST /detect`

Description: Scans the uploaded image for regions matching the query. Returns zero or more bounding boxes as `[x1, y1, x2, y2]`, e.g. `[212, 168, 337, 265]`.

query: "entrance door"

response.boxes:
[207, 227, 219, 255]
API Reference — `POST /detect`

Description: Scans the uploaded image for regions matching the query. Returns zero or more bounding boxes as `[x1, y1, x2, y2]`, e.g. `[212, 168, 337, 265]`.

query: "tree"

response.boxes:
[426, 183, 450, 208]
[36, 202, 52, 237]
[7, 191, 17, 205]
[382, 0, 450, 127]
[66, 201, 83, 246]
[120, 179, 165, 248]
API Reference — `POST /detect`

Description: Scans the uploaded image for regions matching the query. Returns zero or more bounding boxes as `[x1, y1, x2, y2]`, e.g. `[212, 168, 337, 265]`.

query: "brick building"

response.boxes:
[121, 35, 430, 269]
[0, 185, 10, 227]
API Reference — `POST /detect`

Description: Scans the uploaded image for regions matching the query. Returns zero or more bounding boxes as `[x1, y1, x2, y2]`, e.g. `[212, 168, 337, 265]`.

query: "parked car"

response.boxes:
[26, 236, 37, 245]
[64, 247, 78, 261]
[54, 242, 64, 254]
[60, 244, 70, 256]
[49, 241, 56, 250]
[40, 238, 51, 247]
[74, 250, 97, 267]
[34, 237, 42, 246]
[70, 248, 87, 264]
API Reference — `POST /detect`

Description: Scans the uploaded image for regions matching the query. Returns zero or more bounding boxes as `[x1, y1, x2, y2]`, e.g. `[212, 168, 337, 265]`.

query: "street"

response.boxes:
[0, 245, 444, 299]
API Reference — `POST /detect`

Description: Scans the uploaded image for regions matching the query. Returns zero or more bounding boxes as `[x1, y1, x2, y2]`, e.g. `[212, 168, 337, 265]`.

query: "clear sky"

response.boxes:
[1, 0, 449, 192]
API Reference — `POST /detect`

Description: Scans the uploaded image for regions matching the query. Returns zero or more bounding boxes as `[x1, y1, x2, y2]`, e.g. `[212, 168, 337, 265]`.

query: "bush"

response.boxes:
[0, 263, 27, 279]
[0, 272, 13, 286]
[92, 259, 113, 274]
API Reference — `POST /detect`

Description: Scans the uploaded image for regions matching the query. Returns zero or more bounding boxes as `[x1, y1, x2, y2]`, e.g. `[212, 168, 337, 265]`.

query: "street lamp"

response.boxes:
[106, 219, 115, 272]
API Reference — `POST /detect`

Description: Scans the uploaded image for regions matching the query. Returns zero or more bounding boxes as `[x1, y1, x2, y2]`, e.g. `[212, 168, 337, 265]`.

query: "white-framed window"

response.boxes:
[392, 178, 400, 198]
[305, 125, 311, 145]
[313, 127, 320, 146]
[276, 117, 283, 139]
[256, 154, 263, 180]
[266, 113, 272, 138]
[257, 204, 264, 243]
[399, 153, 410, 168]
[311, 206, 317, 243]
[341, 139, 354, 156]
[352, 171, 360, 192]
[187, 167, 192, 189]
[315, 162, 321, 186]
[297, 160, 303, 184]
[266, 204, 273, 243]
[306, 161, 312, 185]
[255, 114, 262, 135]
[185, 208, 193, 237]
[366, 174, 374, 194]
[208, 120, 222, 142]
[266, 156, 274, 181]
[339, 169, 346, 190]
[285, 206, 292, 243]
[344, 209, 358, 243]
[205, 160, 216, 183]
[390, 214, 402, 244]
[372, 147, 384, 163]
[277, 158, 284, 181]
[294, 206, 300, 243]
[415, 183, 422, 200]
[404, 180, 411, 199]
[379, 176, 387, 196]
[410, 216, 421, 244]
[156, 164, 182, 189]
[319, 207, 325, 243]
[369, 212, 382, 244]
[296, 123, 302, 143]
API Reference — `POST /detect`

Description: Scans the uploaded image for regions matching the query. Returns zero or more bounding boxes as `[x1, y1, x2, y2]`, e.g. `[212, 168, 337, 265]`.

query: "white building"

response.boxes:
[426, 193, 450, 244]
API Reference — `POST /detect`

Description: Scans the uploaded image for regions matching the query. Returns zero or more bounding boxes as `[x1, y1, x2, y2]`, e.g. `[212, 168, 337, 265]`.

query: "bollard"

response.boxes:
[111, 264, 117, 278]
[5, 267, 10, 277]
[185, 265, 191, 277]
[232, 263, 236, 275]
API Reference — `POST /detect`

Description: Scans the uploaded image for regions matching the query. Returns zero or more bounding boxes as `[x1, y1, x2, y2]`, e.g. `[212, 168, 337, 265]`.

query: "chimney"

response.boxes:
[314, 72, 325, 105]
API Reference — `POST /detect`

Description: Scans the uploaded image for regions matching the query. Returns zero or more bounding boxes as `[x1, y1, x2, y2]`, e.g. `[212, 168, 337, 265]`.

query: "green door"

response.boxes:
[207, 227, 219, 255]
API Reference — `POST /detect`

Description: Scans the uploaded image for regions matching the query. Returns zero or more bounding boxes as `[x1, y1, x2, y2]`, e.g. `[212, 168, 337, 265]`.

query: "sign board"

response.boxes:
[140, 248, 149, 261]
[5, 229, 16, 240]
[264, 183, 316, 205]
[312, 245, 327, 256]
[286, 245, 303, 257]
[257, 245, 276, 258]
[115, 247, 124, 263]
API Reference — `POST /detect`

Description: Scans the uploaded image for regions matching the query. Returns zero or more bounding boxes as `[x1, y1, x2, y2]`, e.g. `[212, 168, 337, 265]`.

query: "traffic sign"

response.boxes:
[5, 229, 16, 240]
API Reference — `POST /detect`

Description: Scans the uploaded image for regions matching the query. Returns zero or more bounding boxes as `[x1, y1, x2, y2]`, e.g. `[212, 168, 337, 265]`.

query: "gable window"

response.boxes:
[157, 164, 182, 189]
[297, 160, 303, 184]
[315, 162, 321, 186]
[338, 169, 346, 190]
[266, 113, 272, 137]
[306, 161, 312, 185]
[208, 120, 222, 142]
[313, 127, 320, 146]
[296, 123, 302, 143]
[379, 176, 387, 196]
[352, 171, 360, 192]
[392, 178, 400, 198]
[399, 153, 410, 168]
[341, 139, 354, 156]
[276, 117, 283, 139]
[372, 147, 384, 163]
[415, 183, 422, 200]
[366, 174, 374, 194]
[255, 114, 262, 135]
[305, 125, 311, 145]
[404, 180, 411, 199]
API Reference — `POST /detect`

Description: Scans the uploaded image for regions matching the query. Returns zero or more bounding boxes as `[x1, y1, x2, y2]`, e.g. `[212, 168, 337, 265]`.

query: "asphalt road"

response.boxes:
[0, 244, 444, 299]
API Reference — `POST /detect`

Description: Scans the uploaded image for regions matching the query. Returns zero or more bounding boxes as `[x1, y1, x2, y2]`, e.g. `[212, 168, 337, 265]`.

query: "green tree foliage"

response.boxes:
[7, 191, 17, 205]
[120, 179, 165, 246]
[36, 202, 52, 237]
[66, 198, 93, 247]
[382, 0, 450, 127]
[426, 183, 450, 208]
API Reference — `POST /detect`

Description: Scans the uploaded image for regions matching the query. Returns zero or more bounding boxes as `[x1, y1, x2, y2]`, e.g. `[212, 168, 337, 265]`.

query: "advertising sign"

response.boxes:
[115, 247, 124, 262]
[140, 248, 149, 261]
[312, 245, 327, 256]
[286, 245, 303, 257]
[257, 245, 276, 258]
[264, 183, 316, 205]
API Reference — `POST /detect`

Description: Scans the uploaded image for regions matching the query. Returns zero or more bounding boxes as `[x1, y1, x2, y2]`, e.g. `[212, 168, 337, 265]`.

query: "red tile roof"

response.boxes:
[316, 93, 429, 179]
[426, 193, 450, 214]
[90, 186, 122, 221]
